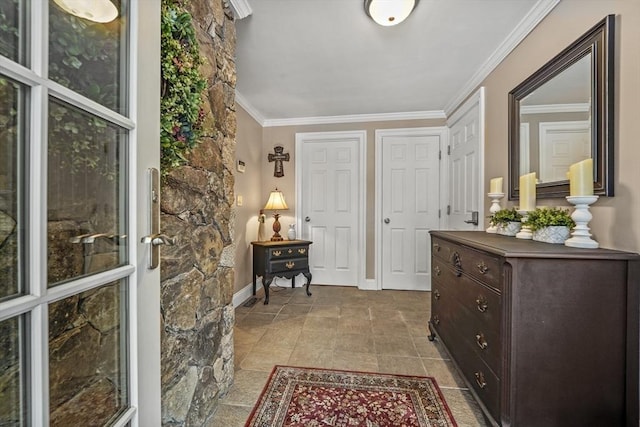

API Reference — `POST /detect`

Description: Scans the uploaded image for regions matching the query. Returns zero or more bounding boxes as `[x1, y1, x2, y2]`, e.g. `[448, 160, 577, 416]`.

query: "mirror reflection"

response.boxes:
[519, 54, 591, 184]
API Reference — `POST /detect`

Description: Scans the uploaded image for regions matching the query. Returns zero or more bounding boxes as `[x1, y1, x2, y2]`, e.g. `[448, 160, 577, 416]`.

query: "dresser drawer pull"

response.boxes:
[476, 261, 489, 274]
[432, 315, 440, 326]
[433, 289, 440, 300]
[288, 249, 293, 254]
[298, 248, 306, 255]
[452, 252, 462, 277]
[433, 243, 440, 252]
[474, 371, 487, 389]
[475, 333, 488, 350]
[434, 265, 441, 276]
[476, 295, 488, 312]
[285, 261, 295, 269]
[273, 250, 282, 257]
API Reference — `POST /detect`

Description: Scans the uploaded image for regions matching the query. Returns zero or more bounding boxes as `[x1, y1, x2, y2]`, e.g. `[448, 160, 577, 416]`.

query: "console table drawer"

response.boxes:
[269, 246, 308, 259]
[268, 257, 308, 273]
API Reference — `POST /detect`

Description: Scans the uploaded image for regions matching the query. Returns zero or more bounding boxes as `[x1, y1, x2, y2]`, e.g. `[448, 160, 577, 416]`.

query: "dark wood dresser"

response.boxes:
[428, 231, 639, 427]
[251, 240, 312, 304]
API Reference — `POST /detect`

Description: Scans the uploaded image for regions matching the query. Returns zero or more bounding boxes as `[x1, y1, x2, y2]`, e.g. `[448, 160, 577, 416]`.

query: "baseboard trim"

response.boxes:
[358, 279, 378, 291]
[233, 282, 255, 308]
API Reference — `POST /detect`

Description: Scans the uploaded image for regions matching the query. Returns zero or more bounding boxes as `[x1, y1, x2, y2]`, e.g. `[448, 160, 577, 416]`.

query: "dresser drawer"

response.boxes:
[268, 246, 309, 260]
[431, 299, 500, 422]
[432, 277, 501, 376]
[432, 238, 502, 291]
[267, 257, 308, 273]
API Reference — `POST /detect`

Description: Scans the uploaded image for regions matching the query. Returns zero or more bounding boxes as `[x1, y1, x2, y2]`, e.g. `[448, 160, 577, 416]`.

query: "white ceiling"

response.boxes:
[234, 0, 559, 125]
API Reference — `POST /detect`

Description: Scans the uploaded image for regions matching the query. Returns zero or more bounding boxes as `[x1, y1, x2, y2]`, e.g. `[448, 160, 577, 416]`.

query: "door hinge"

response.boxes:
[447, 205, 451, 215]
[438, 209, 441, 218]
[447, 145, 451, 155]
[438, 150, 441, 160]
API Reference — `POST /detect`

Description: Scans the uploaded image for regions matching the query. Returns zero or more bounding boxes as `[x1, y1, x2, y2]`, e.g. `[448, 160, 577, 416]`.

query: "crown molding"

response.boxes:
[520, 103, 590, 114]
[228, 0, 252, 19]
[262, 110, 446, 127]
[235, 90, 266, 125]
[444, 0, 561, 116]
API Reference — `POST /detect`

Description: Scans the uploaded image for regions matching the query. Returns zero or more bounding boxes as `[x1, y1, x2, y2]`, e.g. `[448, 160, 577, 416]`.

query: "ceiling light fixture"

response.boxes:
[364, 0, 417, 27]
[53, 0, 119, 23]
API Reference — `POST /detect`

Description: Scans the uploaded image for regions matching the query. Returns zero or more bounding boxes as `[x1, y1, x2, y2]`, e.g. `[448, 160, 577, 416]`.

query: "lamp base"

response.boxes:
[271, 213, 284, 241]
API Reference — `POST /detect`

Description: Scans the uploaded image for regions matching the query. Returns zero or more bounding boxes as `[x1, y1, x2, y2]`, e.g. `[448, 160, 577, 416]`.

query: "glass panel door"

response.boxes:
[0, 0, 160, 425]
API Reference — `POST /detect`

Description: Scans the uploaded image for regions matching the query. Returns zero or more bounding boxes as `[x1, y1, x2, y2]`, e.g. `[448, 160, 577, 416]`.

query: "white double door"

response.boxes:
[377, 128, 445, 291]
[296, 131, 365, 287]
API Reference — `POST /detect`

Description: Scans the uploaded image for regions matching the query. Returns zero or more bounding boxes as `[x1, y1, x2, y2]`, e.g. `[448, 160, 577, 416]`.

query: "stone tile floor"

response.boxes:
[209, 284, 489, 426]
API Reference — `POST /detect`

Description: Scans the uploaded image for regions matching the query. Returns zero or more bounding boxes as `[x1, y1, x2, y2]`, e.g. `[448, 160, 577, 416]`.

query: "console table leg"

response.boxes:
[263, 277, 273, 304]
[303, 271, 312, 297]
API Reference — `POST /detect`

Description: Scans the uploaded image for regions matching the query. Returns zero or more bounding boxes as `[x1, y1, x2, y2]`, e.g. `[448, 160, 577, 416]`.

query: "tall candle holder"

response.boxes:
[486, 192, 505, 233]
[565, 195, 599, 248]
[516, 210, 533, 239]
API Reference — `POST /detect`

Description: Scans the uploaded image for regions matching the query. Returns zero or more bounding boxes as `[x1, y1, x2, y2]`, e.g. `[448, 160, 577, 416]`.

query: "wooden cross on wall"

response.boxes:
[268, 145, 290, 178]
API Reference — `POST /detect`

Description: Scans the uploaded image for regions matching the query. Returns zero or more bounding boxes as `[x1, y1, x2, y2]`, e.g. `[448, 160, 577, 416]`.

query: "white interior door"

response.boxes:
[377, 129, 444, 291]
[0, 2, 160, 426]
[539, 121, 590, 183]
[296, 131, 365, 287]
[447, 88, 485, 230]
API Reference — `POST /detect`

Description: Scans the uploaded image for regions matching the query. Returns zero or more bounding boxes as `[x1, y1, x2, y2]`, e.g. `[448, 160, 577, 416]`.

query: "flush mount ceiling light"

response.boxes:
[53, 0, 118, 23]
[364, 0, 417, 27]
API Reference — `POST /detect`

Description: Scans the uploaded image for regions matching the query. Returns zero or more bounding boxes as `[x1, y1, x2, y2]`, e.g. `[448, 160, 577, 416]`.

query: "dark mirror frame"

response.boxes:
[508, 15, 615, 200]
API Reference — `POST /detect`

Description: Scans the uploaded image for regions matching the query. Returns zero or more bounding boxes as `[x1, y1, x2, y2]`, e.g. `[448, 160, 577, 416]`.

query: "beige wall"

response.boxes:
[234, 107, 264, 293]
[480, 0, 640, 253]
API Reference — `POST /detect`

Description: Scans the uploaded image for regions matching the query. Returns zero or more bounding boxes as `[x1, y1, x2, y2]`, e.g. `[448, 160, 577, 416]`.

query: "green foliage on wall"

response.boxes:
[160, 0, 207, 173]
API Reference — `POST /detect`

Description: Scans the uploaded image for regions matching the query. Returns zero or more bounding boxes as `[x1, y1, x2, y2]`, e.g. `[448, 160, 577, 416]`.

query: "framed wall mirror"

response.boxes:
[508, 15, 614, 199]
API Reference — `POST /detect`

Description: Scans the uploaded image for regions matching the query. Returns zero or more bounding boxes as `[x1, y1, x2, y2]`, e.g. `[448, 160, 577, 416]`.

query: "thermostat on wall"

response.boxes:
[237, 160, 245, 173]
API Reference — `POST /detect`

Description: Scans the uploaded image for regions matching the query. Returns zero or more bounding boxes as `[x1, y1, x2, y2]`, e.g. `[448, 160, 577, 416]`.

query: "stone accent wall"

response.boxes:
[160, 1, 236, 426]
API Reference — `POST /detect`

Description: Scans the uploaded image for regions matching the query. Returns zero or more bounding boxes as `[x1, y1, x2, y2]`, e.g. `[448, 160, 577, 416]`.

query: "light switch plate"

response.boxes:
[237, 195, 243, 206]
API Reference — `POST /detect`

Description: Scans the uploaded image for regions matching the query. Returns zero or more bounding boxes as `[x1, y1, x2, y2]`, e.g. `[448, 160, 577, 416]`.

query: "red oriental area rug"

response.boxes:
[245, 365, 458, 427]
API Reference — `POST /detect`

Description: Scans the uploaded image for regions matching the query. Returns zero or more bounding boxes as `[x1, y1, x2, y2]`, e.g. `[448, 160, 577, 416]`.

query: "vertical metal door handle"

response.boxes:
[141, 168, 175, 269]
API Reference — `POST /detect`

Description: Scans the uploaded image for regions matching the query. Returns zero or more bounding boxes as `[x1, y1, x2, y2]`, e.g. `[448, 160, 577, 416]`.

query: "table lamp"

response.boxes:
[263, 188, 288, 241]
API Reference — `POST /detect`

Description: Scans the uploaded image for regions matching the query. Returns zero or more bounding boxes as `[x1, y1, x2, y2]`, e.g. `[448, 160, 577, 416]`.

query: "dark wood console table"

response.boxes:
[251, 240, 313, 304]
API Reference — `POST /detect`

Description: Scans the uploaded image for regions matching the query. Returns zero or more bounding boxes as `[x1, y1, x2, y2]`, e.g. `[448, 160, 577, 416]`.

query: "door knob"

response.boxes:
[305, 216, 311, 222]
[464, 211, 479, 226]
[384, 218, 390, 224]
[141, 233, 176, 246]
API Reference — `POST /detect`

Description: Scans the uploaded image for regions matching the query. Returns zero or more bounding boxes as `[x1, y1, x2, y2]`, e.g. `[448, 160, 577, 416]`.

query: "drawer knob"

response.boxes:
[288, 249, 293, 254]
[433, 243, 440, 252]
[476, 261, 489, 274]
[298, 248, 306, 254]
[434, 265, 441, 276]
[474, 371, 487, 389]
[475, 333, 488, 350]
[432, 315, 440, 326]
[433, 289, 440, 300]
[285, 261, 295, 269]
[273, 250, 282, 257]
[476, 295, 488, 312]
[452, 252, 462, 277]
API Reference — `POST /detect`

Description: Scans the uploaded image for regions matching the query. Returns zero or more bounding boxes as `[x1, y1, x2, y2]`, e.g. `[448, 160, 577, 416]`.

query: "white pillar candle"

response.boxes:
[569, 158, 593, 196]
[489, 177, 503, 193]
[519, 172, 536, 211]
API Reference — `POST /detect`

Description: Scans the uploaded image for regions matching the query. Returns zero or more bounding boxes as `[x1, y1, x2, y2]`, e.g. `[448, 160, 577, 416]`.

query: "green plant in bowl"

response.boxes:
[489, 208, 522, 227]
[523, 207, 575, 231]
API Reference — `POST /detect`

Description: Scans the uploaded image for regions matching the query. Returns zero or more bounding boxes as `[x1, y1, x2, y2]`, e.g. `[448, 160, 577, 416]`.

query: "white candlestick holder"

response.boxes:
[516, 210, 533, 240]
[565, 195, 599, 248]
[486, 192, 505, 233]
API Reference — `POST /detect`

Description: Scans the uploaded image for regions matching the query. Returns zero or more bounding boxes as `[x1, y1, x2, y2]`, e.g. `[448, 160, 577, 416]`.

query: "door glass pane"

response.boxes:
[0, 0, 27, 65]
[0, 315, 28, 426]
[49, 280, 128, 426]
[48, 0, 127, 114]
[47, 99, 127, 286]
[0, 76, 24, 301]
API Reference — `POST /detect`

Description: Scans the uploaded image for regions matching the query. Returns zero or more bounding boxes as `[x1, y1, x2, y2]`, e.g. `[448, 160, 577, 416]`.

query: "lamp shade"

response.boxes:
[264, 189, 288, 211]
[365, 0, 417, 26]
[53, 0, 118, 23]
